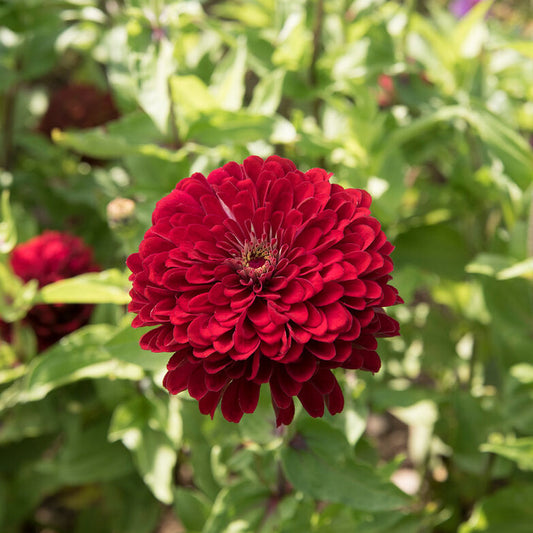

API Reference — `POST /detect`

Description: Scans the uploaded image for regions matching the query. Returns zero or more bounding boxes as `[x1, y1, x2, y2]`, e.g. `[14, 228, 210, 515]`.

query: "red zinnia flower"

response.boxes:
[38, 83, 120, 136]
[1, 231, 100, 351]
[127, 156, 402, 425]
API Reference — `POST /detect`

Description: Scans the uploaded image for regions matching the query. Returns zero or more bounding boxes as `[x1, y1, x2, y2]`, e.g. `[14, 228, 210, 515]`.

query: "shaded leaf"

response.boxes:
[459, 484, 533, 533]
[281, 419, 409, 511]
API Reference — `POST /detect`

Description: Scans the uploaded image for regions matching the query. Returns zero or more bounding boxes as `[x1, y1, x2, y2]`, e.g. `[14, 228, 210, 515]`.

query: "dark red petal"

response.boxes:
[325, 379, 344, 415]
[361, 350, 381, 373]
[205, 371, 229, 392]
[310, 282, 344, 306]
[221, 381, 244, 422]
[273, 399, 295, 426]
[163, 362, 195, 394]
[199, 391, 223, 418]
[270, 377, 292, 409]
[239, 380, 261, 414]
[322, 302, 351, 333]
[311, 368, 336, 394]
[188, 366, 208, 399]
[307, 341, 336, 360]
[286, 355, 317, 382]
[276, 367, 302, 396]
[297, 383, 325, 418]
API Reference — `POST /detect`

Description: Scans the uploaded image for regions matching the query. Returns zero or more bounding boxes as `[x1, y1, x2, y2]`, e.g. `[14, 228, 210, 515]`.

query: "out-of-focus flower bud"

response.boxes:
[107, 197, 136, 232]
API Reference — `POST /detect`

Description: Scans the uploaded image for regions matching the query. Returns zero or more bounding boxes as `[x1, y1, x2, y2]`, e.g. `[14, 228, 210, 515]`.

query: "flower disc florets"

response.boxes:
[127, 156, 402, 425]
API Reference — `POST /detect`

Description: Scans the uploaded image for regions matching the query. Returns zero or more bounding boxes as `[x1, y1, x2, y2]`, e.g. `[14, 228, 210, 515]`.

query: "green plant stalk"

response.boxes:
[1, 84, 17, 171]
[526, 191, 533, 257]
[309, 0, 324, 120]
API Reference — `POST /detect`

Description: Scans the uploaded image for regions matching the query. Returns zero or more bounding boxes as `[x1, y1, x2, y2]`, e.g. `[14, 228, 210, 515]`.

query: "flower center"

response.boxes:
[248, 256, 266, 269]
[230, 236, 278, 286]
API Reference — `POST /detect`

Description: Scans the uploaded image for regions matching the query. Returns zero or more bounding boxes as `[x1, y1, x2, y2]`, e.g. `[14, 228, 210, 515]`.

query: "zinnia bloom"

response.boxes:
[38, 83, 120, 136]
[127, 156, 402, 425]
[1, 231, 100, 351]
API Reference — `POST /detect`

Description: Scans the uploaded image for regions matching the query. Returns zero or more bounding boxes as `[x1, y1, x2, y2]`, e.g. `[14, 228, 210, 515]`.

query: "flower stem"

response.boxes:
[526, 191, 533, 257]
[167, 78, 182, 149]
[1, 83, 17, 171]
[310, 0, 325, 167]
[310, 0, 324, 88]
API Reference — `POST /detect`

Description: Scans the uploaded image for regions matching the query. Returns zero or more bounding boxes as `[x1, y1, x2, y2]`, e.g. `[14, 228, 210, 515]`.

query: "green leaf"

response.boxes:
[481, 435, 533, 471]
[459, 484, 533, 533]
[0, 261, 38, 322]
[272, 10, 311, 71]
[49, 418, 134, 485]
[481, 277, 533, 366]
[468, 107, 533, 190]
[452, 0, 492, 58]
[109, 395, 178, 504]
[391, 401, 438, 465]
[496, 258, 533, 280]
[186, 110, 276, 145]
[105, 321, 169, 371]
[170, 74, 218, 116]
[52, 128, 136, 158]
[210, 35, 247, 111]
[281, 419, 409, 511]
[129, 36, 176, 132]
[38, 269, 131, 304]
[173, 487, 210, 532]
[53, 114, 186, 161]
[503, 41, 533, 60]
[393, 223, 470, 280]
[249, 69, 285, 115]
[202, 480, 270, 533]
[0, 398, 60, 444]
[0, 189, 16, 253]
[466, 253, 515, 277]
[0, 326, 144, 411]
[0, 365, 26, 385]
[387, 106, 464, 149]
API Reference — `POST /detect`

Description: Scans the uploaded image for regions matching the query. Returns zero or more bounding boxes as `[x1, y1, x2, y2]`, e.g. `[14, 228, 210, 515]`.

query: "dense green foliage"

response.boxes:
[1, 0, 533, 531]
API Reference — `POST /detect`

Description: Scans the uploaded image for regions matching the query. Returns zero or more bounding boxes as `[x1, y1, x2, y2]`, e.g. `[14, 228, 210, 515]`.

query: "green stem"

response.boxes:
[167, 79, 182, 149]
[1, 84, 17, 171]
[527, 191, 533, 257]
[309, 0, 325, 167]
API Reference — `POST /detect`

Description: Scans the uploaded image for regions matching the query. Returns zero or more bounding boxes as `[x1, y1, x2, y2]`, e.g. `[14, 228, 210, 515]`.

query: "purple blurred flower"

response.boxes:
[450, 0, 481, 18]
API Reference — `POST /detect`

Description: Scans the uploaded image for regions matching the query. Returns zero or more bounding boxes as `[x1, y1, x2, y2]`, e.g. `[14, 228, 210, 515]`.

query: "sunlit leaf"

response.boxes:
[481, 435, 533, 471]
[39, 269, 131, 304]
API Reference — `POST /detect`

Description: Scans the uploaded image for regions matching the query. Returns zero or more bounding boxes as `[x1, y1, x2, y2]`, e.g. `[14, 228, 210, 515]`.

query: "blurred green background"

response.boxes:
[1, 0, 533, 531]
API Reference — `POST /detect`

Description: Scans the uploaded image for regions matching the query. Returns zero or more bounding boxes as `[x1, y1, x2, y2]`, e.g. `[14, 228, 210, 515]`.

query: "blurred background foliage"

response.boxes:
[1, 0, 533, 531]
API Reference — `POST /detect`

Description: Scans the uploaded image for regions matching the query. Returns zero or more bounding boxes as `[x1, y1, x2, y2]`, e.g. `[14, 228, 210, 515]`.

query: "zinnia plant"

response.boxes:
[127, 156, 402, 425]
[2, 231, 100, 351]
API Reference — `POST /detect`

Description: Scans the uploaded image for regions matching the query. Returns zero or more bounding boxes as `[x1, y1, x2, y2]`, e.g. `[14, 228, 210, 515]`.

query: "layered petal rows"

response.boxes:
[1, 231, 100, 351]
[127, 156, 402, 425]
